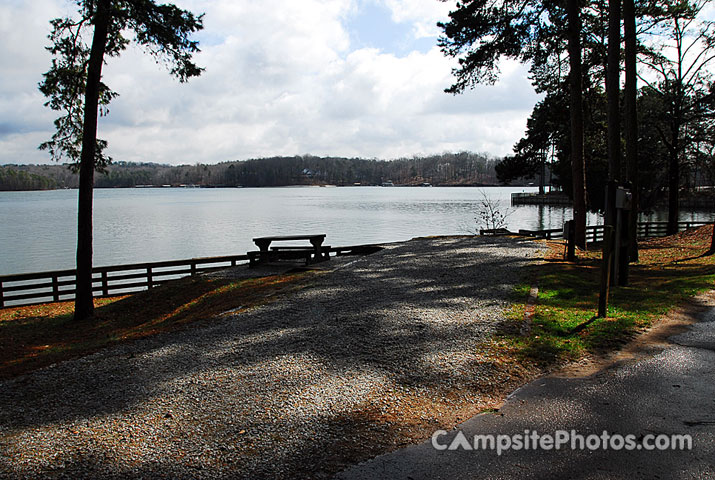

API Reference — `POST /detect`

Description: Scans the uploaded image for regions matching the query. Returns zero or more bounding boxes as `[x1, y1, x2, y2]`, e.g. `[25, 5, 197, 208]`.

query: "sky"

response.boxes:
[0, 0, 542, 166]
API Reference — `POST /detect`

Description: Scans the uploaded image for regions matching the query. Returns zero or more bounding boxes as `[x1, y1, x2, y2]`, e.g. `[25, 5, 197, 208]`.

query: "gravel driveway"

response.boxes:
[0, 235, 544, 479]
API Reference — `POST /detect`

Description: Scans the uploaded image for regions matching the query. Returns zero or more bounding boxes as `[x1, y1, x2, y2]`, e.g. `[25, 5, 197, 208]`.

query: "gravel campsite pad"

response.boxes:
[0, 236, 545, 479]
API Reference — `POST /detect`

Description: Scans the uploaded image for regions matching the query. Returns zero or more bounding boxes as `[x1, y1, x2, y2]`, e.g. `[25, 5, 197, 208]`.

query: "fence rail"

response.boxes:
[0, 244, 388, 309]
[517, 221, 711, 242]
[511, 192, 571, 205]
[0, 254, 250, 308]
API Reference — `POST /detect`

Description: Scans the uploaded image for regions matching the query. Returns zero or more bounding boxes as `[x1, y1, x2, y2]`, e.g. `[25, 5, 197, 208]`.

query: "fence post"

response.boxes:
[599, 225, 614, 318]
[191, 261, 197, 276]
[52, 275, 59, 302]
[147, 267, 153, 289]
[0, 280, 4, 308]
[101, 271, 109, 297]
[565, 220, 576, 261]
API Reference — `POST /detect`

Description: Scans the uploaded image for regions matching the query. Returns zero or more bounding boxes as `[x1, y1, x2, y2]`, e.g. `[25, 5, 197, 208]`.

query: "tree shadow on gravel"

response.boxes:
[332, 295, 715, 480]
[0, 236, 543, 479]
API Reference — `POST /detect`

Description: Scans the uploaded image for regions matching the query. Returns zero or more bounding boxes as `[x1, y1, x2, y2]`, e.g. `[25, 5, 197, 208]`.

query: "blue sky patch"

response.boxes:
[347, 1, 437, 56]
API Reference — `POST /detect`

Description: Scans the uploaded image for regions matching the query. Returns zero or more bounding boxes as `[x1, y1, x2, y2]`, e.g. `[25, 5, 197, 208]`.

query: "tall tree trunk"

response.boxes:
[667, 101, 681, 236]
[606, 0, 621, 186]
[567, 0, 587, 248]
[624, 0, 639, 261]
[605, 0, 621, 264]
[539, 150, 546, 195]
[667, 144, 680, 235]
[74, 0, 111, 321]
[667, 22, 684, 236]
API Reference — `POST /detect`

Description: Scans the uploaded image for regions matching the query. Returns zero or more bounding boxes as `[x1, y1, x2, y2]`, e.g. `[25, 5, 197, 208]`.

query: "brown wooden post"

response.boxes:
[191, 261, 197, 276]
[618, 202, 631, 286]
[147, 267, 153, 289]
[101, 271, 109, 297]
[52, 275, 60, 302]
[565, 220, 576, 261]
[599, 225, 614, 318]
[0, 280, 4, 309]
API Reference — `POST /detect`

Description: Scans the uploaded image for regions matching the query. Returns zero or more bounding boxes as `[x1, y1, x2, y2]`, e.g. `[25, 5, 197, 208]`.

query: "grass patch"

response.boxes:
[501, 225, 715, 367]
[0, 271, 313, 379]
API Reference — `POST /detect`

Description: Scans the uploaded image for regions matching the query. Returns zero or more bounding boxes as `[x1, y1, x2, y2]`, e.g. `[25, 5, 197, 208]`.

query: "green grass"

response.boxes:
[500, 226, 715, 367]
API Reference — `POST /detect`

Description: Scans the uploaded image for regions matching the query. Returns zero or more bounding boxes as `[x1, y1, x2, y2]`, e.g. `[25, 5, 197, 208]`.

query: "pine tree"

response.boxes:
[39, 0, 203, 320]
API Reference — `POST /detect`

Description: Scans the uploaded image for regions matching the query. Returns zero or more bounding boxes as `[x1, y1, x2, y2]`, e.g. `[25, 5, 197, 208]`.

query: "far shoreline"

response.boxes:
[0, 182, 535, 192]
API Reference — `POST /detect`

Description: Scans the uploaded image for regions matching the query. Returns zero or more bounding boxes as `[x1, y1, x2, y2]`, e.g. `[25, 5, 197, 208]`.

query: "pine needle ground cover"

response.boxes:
[0, 272, 311, 379]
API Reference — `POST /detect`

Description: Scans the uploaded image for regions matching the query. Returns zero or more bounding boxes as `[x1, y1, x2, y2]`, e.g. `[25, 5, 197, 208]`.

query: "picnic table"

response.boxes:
[249, 234, 329, 267]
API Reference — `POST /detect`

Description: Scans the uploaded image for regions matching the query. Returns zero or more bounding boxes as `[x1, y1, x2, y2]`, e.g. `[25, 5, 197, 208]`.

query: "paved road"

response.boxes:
[336, 294, 715, 480]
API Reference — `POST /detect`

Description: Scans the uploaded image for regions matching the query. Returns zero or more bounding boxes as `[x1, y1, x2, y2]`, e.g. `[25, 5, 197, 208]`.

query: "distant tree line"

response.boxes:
[0, 152, 511, 191]
[0, 167, 58, 190]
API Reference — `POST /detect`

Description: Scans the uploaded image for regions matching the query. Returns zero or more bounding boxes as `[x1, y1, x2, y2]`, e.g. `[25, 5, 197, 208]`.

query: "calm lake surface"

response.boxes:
[1, 186, 713, 275]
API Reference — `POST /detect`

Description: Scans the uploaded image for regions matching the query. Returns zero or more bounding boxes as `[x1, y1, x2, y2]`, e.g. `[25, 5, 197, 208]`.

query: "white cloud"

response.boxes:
[0, 0, 64, 145]
[0, 0, 539, 166]
[380, 0, 455, 38]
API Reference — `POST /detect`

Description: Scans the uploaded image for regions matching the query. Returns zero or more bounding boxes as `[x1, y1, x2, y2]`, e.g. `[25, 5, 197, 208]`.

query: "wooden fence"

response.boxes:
[517, 221, 711, 242]
[0, 254, 250, 308]
[511, 192, 571, 205]
[0, 244, 385, 308]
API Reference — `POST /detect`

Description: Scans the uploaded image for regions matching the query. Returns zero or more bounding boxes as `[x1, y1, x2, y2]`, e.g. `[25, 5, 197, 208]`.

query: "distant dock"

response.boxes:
[511, 192, 571, 206]
[512, 191, 715, 208]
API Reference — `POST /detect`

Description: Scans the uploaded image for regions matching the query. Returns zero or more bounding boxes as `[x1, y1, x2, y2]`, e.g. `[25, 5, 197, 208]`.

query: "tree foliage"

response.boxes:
[39, 0, 203, 170]
[489, 0, 715, 225]
[439, 0, 590, 246]
[438, 0, 550, 92]
[637, 0, 715, 232]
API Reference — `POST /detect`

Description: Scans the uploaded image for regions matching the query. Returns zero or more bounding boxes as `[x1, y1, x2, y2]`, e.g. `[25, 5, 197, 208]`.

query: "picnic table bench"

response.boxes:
[249, 234, 330, 267]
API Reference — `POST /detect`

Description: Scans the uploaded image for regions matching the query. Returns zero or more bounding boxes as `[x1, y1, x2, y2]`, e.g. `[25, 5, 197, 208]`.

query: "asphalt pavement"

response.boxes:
[336, 293, 715, 480]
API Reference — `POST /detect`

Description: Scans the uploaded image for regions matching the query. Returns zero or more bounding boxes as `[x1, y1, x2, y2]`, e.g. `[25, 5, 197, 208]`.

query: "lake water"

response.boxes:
[1, 186, 713, 275]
